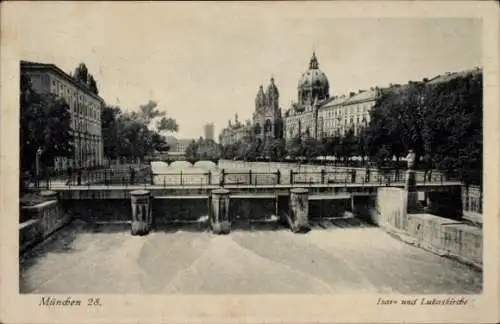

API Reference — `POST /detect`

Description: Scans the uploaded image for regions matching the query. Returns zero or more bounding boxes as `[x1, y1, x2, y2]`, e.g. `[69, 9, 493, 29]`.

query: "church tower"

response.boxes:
[252, 77, 284, 141]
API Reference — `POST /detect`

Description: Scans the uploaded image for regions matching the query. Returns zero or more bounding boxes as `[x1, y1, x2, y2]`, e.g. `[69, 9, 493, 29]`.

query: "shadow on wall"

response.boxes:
[61, 200, 132, 223]
[153, 199, 209, 224]
[230, 198, 276, 221]
[425, 191, 463, 220]
[351, 196, 377, 224]
[309, 199, 351, 219]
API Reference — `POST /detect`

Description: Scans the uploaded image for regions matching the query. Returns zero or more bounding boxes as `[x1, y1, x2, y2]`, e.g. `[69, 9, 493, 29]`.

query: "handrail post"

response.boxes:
[276, 170, 281, 185]
[321, 169, 325, 184]
[180, 171, 183, 186]
[249, 169, 252, 185]
[208, 171, 212, 185]
[290, 170, 294, 185]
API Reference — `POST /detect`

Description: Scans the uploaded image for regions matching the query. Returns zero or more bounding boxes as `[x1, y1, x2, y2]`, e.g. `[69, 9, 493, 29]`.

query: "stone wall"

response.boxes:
[375, 187, 407, 230]
[406, 214, 482, 268]
[375, 187, 482, 269]
[20, 199, 71, 253]
[61, 200, 131, 223]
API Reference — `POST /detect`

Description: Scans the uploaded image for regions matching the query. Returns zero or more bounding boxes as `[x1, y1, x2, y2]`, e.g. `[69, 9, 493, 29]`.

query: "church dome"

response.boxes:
[298, 69, 329, 89]
[298, 52, 329, 90]
[297, 52, 330, 103]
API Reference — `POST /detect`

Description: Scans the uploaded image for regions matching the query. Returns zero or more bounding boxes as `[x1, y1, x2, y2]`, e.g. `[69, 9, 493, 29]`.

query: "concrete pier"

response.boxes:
[210, 188, 231, 234]
[289, 188, 310, 232]
[130, 190, 152, 236]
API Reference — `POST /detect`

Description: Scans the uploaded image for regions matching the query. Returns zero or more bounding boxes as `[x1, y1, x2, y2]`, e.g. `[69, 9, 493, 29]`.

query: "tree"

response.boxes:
[88, 75, 98, 95]
[302, 137, 320, 161]
[286, 136, 302, 160]
[101, 105, 121, 160]
[341, 129, 357, 163]
[20, 76, 73, 173]
[365, 71, 482, 185]
[73, 63, 99, 95]
[185, 140, 198, 162]
[73, 63, 89, 85]
[356, 128, 369, 165]
[156, 116, 179, 133]
[101, 100, 179, 163]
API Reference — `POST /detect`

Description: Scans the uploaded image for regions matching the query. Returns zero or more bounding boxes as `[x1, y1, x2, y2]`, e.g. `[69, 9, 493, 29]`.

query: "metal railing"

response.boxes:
[43, 167, 464, 190]
[462, 185, 483, 215]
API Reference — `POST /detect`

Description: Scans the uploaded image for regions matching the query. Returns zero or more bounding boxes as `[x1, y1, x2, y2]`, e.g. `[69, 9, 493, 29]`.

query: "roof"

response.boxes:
[426, 67, 482, 85]
[321, 95, 348, 108]
[344, 89, 379, 104]
[20, 60, 104, 103]
[177, 139, 194, 146]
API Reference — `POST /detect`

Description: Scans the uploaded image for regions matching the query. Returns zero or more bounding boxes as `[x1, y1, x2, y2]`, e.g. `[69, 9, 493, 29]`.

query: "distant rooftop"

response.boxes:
[426, 67, 482, 85]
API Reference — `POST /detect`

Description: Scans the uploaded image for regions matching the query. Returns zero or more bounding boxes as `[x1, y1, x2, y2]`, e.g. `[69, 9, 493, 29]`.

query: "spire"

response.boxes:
[309, 51, 319, 69]
[256, 84, 266, 108]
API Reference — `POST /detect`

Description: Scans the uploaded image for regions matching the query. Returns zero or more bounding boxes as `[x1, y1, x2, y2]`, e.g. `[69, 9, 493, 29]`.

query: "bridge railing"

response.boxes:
[152, 172, 211, 187]
[221, 170, 281, 186]
[65, 166, 152, 186]
[51, 168, 463, 189]
[462, 185, 482, 223]
[289, 169, 407, 186]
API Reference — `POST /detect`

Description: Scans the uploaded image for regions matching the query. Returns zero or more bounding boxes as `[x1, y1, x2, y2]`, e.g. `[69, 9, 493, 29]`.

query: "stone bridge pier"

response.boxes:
[210, 188, 231, 234]
[130, 190, 153, 236]
[289, 188, 310, 233]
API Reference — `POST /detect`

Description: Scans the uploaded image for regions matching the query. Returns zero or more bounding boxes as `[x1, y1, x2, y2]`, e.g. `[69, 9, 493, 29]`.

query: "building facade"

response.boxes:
[284, 53, 380, 140]
[219, 114, 251, 146]
[21, 60, 105, 170]
[252, 77, 284, 141]
[218, 77, 286, 146]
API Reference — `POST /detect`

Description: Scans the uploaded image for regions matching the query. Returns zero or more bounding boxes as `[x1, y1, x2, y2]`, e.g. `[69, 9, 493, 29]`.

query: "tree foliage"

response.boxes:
[100, 100, 177, 162]
[73, 62, 99, 95]
[20, 75, 74, 173]
[185, 138, 220, 162]
[365, 72, 482, 184]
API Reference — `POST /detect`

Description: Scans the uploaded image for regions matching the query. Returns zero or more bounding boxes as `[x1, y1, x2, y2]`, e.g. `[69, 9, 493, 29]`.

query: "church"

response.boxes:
[252, 77, 284, 141]
[284, 52, 379, 140]
[218, 52, 379, 146]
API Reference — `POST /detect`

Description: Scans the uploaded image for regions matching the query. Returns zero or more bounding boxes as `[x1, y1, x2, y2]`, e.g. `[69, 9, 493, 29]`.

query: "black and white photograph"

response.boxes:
[1, 1, 499, 323]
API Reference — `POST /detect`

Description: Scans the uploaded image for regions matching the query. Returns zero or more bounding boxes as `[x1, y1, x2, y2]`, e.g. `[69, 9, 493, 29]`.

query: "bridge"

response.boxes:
[20, 166, 481, 296]
[47, 169, 462, 200]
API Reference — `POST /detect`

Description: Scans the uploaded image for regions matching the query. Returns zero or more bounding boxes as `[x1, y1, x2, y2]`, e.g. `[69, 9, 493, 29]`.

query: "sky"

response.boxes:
[8, 3, 481, 140]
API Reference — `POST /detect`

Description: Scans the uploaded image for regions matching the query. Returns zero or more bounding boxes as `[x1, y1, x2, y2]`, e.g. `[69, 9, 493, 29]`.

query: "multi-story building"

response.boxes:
[284, 52, 381, 140]
[204, 123, 215, 140]
[219, 77, 286, 147]
[218, 114, 251, 146]
[21, 60, 104, 170]
[175, 139, 193, 153]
